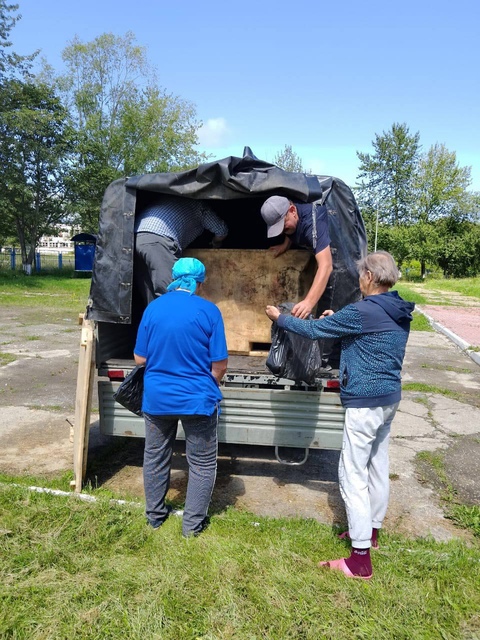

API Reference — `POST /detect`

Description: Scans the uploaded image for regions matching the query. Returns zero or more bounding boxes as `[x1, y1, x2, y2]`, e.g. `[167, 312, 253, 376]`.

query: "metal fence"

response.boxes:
[0, 250, 75, 272]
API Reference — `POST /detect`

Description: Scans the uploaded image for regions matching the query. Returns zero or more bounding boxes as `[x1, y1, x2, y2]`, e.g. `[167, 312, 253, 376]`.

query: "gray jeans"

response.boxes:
[143, 410, 218, 535]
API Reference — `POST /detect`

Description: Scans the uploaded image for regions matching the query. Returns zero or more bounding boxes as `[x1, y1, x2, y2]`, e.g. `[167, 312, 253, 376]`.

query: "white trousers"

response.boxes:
[338, 403, 399, 549]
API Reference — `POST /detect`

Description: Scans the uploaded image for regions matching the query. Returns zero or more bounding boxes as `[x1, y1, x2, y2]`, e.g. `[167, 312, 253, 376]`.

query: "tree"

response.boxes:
[273, 144, 304, 172]
[54, 32, 206, 231]
[409, 144, 474, 276]
[0, 2, 40, 245]
[0, 80, 75, 271]
[434, 216, 480, 278]
[0, 2, 33, 78]
[356, 123, 420, 225]
[414, 144, 472, 223]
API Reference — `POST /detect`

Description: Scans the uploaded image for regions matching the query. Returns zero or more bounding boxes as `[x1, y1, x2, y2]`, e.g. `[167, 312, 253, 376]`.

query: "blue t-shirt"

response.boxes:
[134, 290, 228, 416]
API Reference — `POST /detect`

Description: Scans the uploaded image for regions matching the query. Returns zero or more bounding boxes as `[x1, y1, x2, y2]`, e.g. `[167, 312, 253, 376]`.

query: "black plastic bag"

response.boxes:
[113, 365, 145, 416]
[266, 303, 323, 385]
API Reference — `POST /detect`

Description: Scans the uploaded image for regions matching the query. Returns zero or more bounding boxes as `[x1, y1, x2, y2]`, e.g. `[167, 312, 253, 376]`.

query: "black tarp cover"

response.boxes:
[86, 149, 367, 326]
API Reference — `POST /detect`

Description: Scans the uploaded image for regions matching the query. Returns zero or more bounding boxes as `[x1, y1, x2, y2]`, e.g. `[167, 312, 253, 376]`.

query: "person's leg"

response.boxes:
[135, 233, 181, 304]
[143, 413, 178, 528]
[321, 407, 385, 578]
[181, 410, 218, 536]
[368, 402, 399, 533]
[339, 407, 385, 548]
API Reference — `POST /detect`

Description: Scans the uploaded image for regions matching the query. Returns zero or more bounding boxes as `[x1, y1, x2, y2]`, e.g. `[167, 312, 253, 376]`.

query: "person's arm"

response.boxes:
[265, 303, 361, 341]
[134, 354, 146, 366]
[200, 204, 229, 247]
[268, 236, 292, 258]
[212, 358, 228, 384]
[291, 245, 333, 319]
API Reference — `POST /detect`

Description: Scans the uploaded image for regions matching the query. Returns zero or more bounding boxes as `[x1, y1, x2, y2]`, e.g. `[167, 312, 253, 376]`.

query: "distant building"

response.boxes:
[38, 225, 79, 253]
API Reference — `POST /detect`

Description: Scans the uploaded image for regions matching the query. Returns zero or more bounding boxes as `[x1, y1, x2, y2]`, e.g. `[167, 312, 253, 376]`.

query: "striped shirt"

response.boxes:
[135, 195, 228, 251]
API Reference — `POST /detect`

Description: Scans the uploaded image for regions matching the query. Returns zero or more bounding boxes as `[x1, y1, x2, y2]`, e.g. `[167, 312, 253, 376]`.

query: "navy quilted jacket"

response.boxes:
[277, 291, 415, 408]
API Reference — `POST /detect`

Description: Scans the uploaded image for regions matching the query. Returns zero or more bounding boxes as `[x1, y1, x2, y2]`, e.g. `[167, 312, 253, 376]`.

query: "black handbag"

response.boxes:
[113, 365, 145, 416]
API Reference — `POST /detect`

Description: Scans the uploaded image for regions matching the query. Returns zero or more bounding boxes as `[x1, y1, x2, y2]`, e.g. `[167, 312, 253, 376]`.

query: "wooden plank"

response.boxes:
[185, 249, 315, 354]
[71, 318, 95, 492]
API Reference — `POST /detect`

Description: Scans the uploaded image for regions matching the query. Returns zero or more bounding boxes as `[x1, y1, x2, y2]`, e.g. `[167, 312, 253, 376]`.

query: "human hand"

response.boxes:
[291, 299, 314, 319]
[265, 305, 281, 322]
[319, 309, 334, 318]
[268, 244, 287, 258]
[210, 238, 223, 248]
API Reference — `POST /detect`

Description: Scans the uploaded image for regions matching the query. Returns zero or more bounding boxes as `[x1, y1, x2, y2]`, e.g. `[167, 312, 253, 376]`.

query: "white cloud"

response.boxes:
[197, 118, 231, 148]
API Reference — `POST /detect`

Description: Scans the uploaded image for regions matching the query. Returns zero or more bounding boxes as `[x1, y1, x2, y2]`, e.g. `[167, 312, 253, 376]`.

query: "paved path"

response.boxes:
[408, 285, 480, 364]
[421, 306, 480, 348]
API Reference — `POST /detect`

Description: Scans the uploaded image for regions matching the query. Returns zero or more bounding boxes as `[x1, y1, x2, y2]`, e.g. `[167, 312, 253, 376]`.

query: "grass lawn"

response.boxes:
[395, 277, 480, 304]
[0, 270, 91, 313]
[1, 477, 479, 640]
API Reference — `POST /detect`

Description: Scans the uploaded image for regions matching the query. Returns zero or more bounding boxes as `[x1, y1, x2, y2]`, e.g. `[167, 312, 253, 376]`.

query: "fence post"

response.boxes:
[10, 249, 15, 270]
[58, 252, 63, 269]
[36, 252, 41, 272]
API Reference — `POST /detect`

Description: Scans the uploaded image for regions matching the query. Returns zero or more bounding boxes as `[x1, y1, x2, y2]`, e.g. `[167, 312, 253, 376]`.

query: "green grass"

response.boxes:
[0, 270, 90, 313]
[0, 480, 479, 640]
[393, 284, 428, 305]
[424, 276, 480, 299]
[416, 451, 480, 538]
[402, 382, 465, 402]
[395, 277, 480, 303]
[0, 351, 16, 366]
[410, 311, 433, 331]
[421, 363, 472, 374]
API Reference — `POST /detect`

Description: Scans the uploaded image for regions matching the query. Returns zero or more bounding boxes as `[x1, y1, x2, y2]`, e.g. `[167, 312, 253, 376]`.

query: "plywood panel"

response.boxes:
[184, 249, 316, 354]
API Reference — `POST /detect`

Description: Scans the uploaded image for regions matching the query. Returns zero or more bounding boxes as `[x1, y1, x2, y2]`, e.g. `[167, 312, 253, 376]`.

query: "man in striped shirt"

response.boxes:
[134, 195, 228, 306]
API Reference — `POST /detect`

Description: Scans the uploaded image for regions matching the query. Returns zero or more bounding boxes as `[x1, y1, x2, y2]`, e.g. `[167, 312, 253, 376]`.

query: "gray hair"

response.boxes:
[356, 251, 399, 288]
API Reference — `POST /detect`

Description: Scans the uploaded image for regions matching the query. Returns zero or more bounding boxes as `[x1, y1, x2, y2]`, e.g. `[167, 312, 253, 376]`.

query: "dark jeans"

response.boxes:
[143, 410, 218, 535]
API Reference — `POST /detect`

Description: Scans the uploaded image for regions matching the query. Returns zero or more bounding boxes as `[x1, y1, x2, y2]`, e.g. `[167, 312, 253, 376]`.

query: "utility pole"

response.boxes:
[374, 208, 379, 252]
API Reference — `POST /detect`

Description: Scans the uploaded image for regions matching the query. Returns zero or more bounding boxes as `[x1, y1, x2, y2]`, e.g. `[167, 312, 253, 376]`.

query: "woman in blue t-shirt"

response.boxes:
[134, 257, 228, 537]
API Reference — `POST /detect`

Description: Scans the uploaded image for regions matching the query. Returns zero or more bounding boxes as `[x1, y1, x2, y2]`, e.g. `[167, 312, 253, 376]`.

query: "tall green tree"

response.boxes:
[273, 144, 304, 172]
[410, 143, 474, 276]
[356, 123, 420, 225]
[414, 143, 472, 223]
[0, 2, 39, 246]
[0, 80, 75, 270]
[0, 1, 36, 79]
[55, 32, 205, 232]
[434, 216, 480, 278]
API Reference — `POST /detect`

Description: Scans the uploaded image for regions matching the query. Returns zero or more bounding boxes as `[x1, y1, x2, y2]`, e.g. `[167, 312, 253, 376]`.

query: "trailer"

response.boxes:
[72, 148, 367, 491]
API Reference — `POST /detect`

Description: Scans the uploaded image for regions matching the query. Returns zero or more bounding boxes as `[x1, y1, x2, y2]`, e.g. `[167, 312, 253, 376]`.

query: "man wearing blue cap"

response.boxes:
[134, 257, 228, 537]
[260, 195, 333, 319]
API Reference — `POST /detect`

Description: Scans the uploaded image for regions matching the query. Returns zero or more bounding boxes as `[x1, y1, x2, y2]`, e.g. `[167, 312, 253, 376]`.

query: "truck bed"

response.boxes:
[97, 355, 344, 456]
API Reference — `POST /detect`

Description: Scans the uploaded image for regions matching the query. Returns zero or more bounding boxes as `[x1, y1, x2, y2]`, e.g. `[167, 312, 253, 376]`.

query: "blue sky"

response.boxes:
[11, 0, 480, 191]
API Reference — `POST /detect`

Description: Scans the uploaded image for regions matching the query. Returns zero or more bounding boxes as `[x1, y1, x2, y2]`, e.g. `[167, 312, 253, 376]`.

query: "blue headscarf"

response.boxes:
[167, 257, 206, 294]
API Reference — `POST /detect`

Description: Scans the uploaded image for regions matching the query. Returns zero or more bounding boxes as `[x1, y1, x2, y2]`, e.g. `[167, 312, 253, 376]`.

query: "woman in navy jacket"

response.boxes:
[266, 251, 415, 579]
